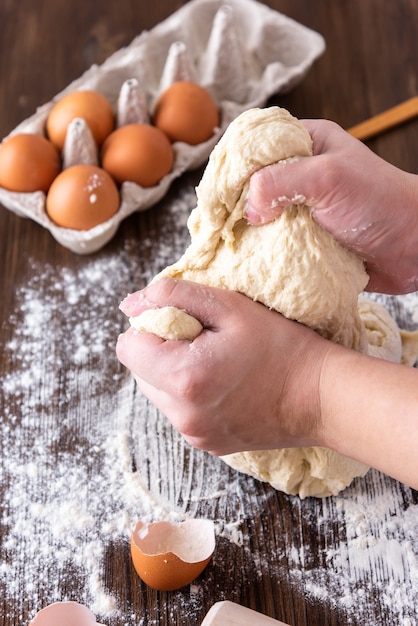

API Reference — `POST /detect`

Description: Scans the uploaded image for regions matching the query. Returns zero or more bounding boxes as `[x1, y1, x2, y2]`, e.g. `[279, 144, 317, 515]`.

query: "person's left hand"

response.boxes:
[116, 278, 326, 455]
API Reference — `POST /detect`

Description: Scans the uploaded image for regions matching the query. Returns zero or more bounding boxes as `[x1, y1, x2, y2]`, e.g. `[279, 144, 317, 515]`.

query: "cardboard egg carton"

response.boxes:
[0, 0, 325, 254]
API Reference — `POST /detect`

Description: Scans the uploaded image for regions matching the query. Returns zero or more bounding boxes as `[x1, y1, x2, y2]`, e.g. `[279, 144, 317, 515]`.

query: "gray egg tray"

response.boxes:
[0, 0, 325, 253]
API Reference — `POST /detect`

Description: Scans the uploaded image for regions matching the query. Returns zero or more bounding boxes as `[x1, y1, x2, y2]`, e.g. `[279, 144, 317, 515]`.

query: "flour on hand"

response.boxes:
[132, 107, 417, 498]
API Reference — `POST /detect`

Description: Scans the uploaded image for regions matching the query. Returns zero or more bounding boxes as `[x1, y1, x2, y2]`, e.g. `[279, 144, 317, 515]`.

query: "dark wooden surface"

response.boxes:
[1, 2, 417, 625]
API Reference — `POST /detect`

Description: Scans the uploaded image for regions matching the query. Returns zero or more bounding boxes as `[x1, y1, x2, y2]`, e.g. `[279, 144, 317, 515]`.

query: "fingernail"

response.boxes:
[119, 291, 145, 315]
[119, 293, 133, 314]
[244, 202, 262, 225]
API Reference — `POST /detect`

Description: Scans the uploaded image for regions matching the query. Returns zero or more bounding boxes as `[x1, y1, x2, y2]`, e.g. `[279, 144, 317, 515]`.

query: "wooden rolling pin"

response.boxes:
[347, 96, 418, 141]
[201, 601, 290, 625]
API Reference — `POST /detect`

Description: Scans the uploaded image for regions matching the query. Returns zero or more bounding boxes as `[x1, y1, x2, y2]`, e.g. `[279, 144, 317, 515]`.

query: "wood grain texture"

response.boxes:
[0, 2, 417, 626]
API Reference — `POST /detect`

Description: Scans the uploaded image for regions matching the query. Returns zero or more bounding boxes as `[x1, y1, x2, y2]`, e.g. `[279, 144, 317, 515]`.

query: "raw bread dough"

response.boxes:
[357, 297, 402, 362]
[130, 306, 203, 341]
[223, 297, 408, 499]
[135, 107, 417, 497]
[157, 107, 370, 352]
[399, 328, 418, 366]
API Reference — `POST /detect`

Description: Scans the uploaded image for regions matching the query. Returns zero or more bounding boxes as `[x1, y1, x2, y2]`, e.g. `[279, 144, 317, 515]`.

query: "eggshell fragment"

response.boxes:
[30, 601, 103, 625]
[153, 81, 220, 145]
[131, 518, 215, 591]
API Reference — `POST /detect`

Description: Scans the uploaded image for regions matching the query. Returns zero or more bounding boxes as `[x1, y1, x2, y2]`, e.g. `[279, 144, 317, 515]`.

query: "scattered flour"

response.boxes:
[0, 184, 417, 625]
[286, 478, 418, 624]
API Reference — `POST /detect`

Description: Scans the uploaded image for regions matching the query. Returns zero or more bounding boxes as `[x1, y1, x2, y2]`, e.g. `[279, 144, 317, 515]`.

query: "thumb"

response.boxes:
[119, 277, 239, 330]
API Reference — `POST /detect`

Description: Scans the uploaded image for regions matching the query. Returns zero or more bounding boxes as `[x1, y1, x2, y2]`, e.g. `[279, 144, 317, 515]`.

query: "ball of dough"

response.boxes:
[130, 306, 202, 341]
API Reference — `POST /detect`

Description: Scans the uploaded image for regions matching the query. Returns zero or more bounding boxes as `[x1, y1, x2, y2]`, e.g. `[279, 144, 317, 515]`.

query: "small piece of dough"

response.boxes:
[130, 306, 203, 341]
[141, 106, 418, 498]
[358, 297, 402, 362]
[400, 329, 418, 366]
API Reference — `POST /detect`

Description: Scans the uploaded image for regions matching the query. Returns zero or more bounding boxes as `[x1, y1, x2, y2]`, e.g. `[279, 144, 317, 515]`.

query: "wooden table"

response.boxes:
[1, 1, 417, 625]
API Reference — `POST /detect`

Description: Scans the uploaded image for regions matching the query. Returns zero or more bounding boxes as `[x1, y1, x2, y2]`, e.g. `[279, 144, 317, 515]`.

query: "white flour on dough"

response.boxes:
[132, 106, 418, 498]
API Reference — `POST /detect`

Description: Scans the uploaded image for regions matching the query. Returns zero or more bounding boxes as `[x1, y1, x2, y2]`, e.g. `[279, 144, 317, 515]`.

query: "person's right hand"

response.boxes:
[245, 119, 418, 295]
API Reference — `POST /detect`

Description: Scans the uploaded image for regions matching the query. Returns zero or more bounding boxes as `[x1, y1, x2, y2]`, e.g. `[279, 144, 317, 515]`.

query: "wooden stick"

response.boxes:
[347, 96, 418, 141]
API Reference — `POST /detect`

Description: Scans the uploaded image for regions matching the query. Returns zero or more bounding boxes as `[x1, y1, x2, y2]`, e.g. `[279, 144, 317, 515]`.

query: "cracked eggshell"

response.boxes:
[29, 601, 103, 625]
[0, 0, 325, 253]
[131, 518, 215, 591]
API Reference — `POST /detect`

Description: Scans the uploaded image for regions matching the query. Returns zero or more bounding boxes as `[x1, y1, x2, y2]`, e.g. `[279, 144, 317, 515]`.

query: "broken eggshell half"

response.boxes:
[29, 601, 104, 625]
[130, 518, 215, 591]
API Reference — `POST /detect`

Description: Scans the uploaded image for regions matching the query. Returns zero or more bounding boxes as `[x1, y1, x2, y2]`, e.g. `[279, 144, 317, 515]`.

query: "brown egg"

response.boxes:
[46, 90, 114, 150]
[0, 133, 60, 192]
[46, 164, 119, 230]
[101, 123, 174, 187]
[30, 601, 99, 625]
[153, 81, 220, 145]
[130, 518, 215, 591]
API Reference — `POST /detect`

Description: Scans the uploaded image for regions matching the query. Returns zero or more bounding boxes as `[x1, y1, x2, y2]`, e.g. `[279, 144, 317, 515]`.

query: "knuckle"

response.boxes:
[174, 367, 204, 405]
[149, 277, 181, 302]
[169, 371, 210, 440]
[315, 153, 343, 189]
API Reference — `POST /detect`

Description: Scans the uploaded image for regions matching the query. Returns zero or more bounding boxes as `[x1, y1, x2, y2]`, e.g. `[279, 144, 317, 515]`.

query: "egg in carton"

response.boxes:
[0, 0, 325, 254]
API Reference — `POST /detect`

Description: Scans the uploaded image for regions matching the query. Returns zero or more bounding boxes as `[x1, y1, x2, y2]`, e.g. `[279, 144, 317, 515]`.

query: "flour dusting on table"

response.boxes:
[0, 184, 417, 625]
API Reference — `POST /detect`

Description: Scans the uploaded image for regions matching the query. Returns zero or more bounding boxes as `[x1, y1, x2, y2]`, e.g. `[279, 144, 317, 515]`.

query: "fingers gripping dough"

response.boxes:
[158, 107, 370, 351]
[137, 107, 413, 497]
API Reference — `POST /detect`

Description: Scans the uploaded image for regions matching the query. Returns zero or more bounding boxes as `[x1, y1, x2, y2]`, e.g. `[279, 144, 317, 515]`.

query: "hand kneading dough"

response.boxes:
[137, 106, 418, 498]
